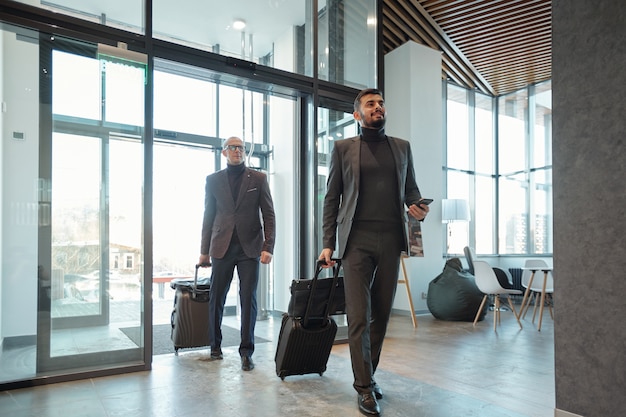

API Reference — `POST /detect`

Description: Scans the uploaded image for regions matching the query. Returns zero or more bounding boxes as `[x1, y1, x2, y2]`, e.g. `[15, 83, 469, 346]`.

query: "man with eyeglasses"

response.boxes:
[199, 136, 276, 372]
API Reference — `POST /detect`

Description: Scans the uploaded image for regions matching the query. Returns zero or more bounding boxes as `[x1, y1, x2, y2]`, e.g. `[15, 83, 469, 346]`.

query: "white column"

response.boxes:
[384, 41, 444, 314]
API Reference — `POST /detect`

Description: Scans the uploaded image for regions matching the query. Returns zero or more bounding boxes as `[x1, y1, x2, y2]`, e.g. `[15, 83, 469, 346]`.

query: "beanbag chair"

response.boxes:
[427, 258, 487, 322]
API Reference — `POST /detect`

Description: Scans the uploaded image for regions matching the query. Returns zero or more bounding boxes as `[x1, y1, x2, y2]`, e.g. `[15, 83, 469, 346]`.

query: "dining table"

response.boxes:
[520, 266, 553, 331]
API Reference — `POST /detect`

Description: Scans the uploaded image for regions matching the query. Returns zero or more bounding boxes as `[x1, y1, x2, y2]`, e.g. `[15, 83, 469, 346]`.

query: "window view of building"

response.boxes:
[445, 80, 552, 255]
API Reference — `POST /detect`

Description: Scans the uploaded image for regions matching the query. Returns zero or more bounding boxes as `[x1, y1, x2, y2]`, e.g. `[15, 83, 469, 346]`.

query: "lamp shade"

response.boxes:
[441, 199, 470, 223]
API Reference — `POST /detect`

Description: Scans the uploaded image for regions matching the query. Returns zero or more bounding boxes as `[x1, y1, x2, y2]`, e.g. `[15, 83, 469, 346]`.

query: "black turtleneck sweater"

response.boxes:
[226, 162, 246, 201]
[353, 127, 402, 232]
[226, 162, 246, 243]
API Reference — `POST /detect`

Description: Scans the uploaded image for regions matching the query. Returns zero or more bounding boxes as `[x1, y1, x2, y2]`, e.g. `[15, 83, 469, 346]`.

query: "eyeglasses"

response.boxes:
[225, 145, 245, 152]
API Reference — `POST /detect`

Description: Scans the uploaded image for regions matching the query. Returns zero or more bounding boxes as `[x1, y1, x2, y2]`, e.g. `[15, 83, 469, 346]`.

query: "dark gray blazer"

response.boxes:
[201, 167, 276, 259]
[321, 135, 422, 258]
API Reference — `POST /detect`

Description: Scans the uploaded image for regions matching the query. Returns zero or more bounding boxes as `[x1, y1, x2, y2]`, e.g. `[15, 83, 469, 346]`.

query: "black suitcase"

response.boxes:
[275, 260, 341, 380]
[170, 264, 211, 355]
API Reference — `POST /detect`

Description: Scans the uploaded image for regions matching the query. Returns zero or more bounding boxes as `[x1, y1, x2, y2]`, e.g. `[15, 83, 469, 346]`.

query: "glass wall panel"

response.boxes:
[497, 82, 552, 255]
[444, 84, 470, 255]
[218, 86, 265, 145]
[314, 103, 357, 338]
[45, 39, 146, 369]
[473, 93, 495, 253]
[1, 23, 146, 383]
[475, 174, 495, 253]
[499, 173, 527, 254]
[531, 168, 552, 254]
[445, 171, 471, 255]
[531, 80, 552, 254]
[18, 0, 145, 35]
[498, 89, 528, 174]
[52, 51, 101, 120]
[51, 133, 103, 318]
[151, 143, 214, 316]
[498, 88, 527, 255]
[104, 61, 145, 125]
[316, 105, 358, 258]
[446, 84, 469, 171]
[533, 84, 552, 167]
[51, 132, 143, 322]
[475, 93, 494, 175]
[154, 71, 216, 137]
[444, 80, 551, 256]
[151, 58, 298, 323]
[318, 0, 377, 88]
[1, 23, 41, 384]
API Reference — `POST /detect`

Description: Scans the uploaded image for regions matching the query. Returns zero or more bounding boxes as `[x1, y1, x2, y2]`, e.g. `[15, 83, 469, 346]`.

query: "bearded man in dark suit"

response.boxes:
[319, 88, 430, 416]
[199, 136, 275, 372]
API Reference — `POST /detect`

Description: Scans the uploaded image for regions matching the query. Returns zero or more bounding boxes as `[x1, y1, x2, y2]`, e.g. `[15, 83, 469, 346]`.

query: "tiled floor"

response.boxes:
[0, 299, 555, 417]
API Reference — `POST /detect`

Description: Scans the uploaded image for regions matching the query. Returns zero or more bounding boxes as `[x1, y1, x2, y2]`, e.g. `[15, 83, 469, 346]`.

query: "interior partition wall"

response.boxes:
[0, 0, 377, 389]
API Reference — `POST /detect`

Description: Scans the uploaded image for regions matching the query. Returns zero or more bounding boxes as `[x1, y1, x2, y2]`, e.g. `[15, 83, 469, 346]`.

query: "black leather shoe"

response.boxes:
[358, 393, 380, 416]
[210, 348, 223, 360]
[241, 356, 254, 371]
[372, 383, 383, 400]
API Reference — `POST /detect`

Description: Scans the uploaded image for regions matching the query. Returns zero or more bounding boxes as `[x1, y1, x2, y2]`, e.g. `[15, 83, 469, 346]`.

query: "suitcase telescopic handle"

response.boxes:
[194, 263, 211, 289]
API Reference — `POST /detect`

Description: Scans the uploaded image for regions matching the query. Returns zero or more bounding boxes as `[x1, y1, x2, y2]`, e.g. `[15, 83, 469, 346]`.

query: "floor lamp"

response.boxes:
[441, 199, 470, 256]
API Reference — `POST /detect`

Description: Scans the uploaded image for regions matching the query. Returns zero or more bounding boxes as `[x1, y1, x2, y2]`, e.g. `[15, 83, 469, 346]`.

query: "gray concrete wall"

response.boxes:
[552, 1, 626, 416]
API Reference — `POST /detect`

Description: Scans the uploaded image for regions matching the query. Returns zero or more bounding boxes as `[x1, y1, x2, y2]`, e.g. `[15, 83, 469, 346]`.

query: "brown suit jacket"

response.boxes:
[321, 135, 422, 258]
[200, 167, 275, 259]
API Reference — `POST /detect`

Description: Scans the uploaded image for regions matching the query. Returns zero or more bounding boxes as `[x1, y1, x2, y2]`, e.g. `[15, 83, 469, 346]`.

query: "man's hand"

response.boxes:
[198, 254, 211, 267]
[260, 251, 273, 264]
[408, 202, 430, 221]
[318, 248, 335, 268]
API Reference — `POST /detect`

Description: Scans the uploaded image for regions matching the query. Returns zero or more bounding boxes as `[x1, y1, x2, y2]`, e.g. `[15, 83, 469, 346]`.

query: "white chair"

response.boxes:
[472, 260, 523, 331]
[520, 259, 554, 325]
[464, 246, 515, 289]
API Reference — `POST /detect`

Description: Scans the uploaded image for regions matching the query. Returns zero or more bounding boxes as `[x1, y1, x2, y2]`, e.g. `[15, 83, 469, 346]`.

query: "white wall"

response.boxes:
[273, 25, 296, 73]
[2, 30, 40, 337]
[384, 41, 444, 314]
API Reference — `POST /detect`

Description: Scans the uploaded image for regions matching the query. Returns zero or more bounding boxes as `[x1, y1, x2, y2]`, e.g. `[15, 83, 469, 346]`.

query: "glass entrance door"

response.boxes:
[150, 58, 298, 333]
[50, 133, 109, 326]
[37, 38, 146, 371]
[315, 100, 358, 341]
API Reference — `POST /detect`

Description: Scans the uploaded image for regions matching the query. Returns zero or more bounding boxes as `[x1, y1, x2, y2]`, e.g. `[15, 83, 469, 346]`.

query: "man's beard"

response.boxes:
[369, 117, 385, 129]
[360, 110, 386, 129]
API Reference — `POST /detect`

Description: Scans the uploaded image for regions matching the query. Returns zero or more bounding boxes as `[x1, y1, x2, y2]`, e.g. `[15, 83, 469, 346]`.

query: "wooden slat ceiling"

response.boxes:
[382, 0, 552, 97]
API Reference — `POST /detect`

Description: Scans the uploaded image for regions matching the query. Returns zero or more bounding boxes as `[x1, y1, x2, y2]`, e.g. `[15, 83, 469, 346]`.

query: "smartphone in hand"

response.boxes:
[418, 198, 433, 208]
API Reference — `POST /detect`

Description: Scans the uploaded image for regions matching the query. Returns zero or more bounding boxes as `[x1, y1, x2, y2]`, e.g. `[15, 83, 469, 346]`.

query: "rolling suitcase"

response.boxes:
[170, 264, 211, 354]
[275, 259, 342, 380]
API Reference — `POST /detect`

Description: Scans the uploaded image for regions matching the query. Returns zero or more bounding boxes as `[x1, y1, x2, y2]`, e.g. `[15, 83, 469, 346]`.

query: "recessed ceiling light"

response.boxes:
[233, 19, 246, 30]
